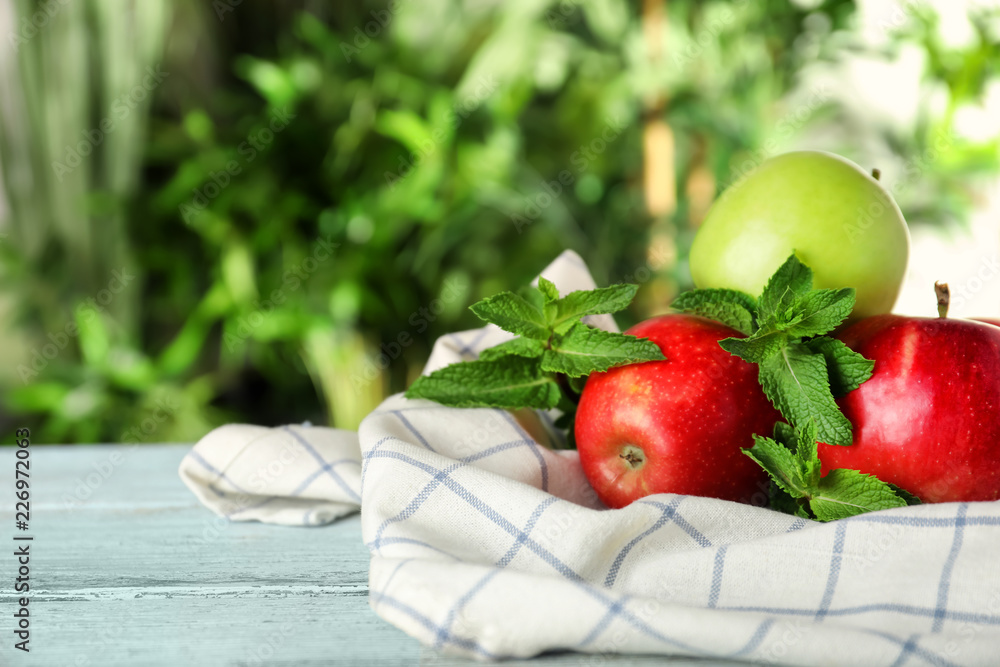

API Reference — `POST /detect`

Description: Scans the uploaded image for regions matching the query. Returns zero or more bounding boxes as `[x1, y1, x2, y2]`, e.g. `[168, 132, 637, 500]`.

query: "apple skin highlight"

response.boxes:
[819, 314, 1000, 503]
[575, 314, 781, 508]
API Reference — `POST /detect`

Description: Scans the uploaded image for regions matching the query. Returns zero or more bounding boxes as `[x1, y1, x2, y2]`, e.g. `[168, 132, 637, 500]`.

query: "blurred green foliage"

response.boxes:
[1, 0, 998, 443]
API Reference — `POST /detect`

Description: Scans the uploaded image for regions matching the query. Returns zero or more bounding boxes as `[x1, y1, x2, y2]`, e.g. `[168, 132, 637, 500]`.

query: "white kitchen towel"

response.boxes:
[180, 250, 1000, 666]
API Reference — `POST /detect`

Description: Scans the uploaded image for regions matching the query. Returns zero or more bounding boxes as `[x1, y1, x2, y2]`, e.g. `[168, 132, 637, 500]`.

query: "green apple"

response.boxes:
[689, 151, 909, 318]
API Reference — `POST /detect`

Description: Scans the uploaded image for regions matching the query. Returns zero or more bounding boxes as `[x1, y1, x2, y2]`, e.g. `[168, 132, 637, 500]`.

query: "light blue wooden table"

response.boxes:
[0, 445, 745, 666]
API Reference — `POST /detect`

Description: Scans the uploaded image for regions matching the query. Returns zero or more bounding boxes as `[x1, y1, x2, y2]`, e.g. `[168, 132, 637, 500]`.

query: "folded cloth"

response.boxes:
[180, 250, 1000, 666]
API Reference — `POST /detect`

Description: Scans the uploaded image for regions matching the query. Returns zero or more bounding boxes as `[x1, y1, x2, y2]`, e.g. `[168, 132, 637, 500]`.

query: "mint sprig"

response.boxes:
[670, 288, 756, 335]
[406, 277, 664, 434]
[548, 281, 645, 331]
[469, 291, 550, 340]
[402, 357, 561, 409]
[756, 342, 852, 448]
[542, 322, 663, 377]
[673, 254, 918, 519]
[804, 336, 874, 397]
[675, 255, 871, 446]
[747, 421, 915, 520]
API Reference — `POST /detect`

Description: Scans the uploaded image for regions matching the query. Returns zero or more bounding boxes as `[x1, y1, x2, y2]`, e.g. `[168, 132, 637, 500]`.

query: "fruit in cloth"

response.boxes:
[819, 308, 1000, 502]
[575, 314, 781, 508]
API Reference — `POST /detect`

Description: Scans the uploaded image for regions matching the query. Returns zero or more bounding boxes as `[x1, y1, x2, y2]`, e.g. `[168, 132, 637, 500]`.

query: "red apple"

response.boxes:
[818, 314, 1000, 502]
[575, 314, 781, 508]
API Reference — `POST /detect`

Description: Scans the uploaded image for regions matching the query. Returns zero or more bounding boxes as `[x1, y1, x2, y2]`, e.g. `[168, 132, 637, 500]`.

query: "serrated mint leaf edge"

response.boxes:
[479, 337, 546, 361]
[757, 344, 854, 447]
[757, 254, 814, 321]
[719, 332, 786, 363]
[743, 436, 812, 499]
[783, 288, 856, 338]
[808, 469, 909, 521]
[671, 288, 758, 335]
[404, 357, 561, 409]
[805, 336, 875, 397]
[550, 284, 638, 329]
[539, 323, 665, 377]
[469, 291, 550, 339]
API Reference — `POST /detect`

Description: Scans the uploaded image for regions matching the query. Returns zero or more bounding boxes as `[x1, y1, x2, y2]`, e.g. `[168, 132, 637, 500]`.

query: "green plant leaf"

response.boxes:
[6, 382, 72, 412]
[805, 336, 875, 397]
[757, 254, 813, 322]
[671, 288, 757, 335]
[537, 277, 560, 321]
[551, 284, 638, 329]
[718, 331, 786, 363]
[404, 276, 648, 416]
[758, 342, 853, 446]
[405, 357, 561, 409]
[568, 374, 589, 394]
[743, 434, 812, 498]
[784, 288, 855, 338]
[469, 291, 549, 339]
[519, 285, 546, 312]
[537, 276, 560, 303]
[794, 419, 821, 489]
[479, 337, 546, 361]
[744, 419, 821, 499]
[745, 419, 918, 521]
[540, 322, 665, 377]
[772, 421, 797, 448]
[887, 483, 923, 506]
[809, 468, 909, 521]
[769, 484, 808, 516]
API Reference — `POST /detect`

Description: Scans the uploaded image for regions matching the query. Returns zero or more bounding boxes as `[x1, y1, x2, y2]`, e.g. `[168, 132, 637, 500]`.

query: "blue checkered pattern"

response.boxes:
[359, 390, 1000, 665]
[182, 251, 1000, 665]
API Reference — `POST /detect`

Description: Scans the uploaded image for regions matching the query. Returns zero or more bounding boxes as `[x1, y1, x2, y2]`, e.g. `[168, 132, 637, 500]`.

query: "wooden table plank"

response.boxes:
[0, 445, 741, 666]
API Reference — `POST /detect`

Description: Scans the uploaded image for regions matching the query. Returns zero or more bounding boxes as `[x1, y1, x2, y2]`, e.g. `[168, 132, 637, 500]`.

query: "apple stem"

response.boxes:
[871, 168, 881, 181]
[935, 282, 950, 318]
[619, 445, 646, 471]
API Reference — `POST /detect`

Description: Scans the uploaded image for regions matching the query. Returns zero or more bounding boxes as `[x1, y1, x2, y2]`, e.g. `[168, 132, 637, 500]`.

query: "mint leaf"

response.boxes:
[537, 277, 560, 321]
[672, 255, 913, 519]
[671, 288, 757, 335]
[758, 342, 853, 446]
[470, 291, 549, 339]
[405, 357, 561, 409]
[541, 322, 665, 378]
[406, 272, 650, 418]
[674, 287, 757, 313]
[783, 288, 855, 338]
[794, 419, 821, 488]
[745, 419, 916, 521]
[551, 284, 638, 330]
[805, 336, 875, 397]
[757, 254, 813, 321]
[537, 277, 560, 303]
[479, 337, 546, 361]
[744, 434, 812, 498]
[743, 419, 821, 500]
[519, 284, 547, 314]
[887, 483, 923, 506]
[719, 332, 786, 363]
[772, 421, 797, 448]
[769, 484, 808, 517]
[809, 468, 908, 521]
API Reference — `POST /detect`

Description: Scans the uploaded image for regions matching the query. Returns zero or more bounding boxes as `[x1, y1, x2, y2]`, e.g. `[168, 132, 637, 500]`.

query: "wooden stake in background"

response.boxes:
[639, 0, 678, 314]
[642, 0, 675, 220]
